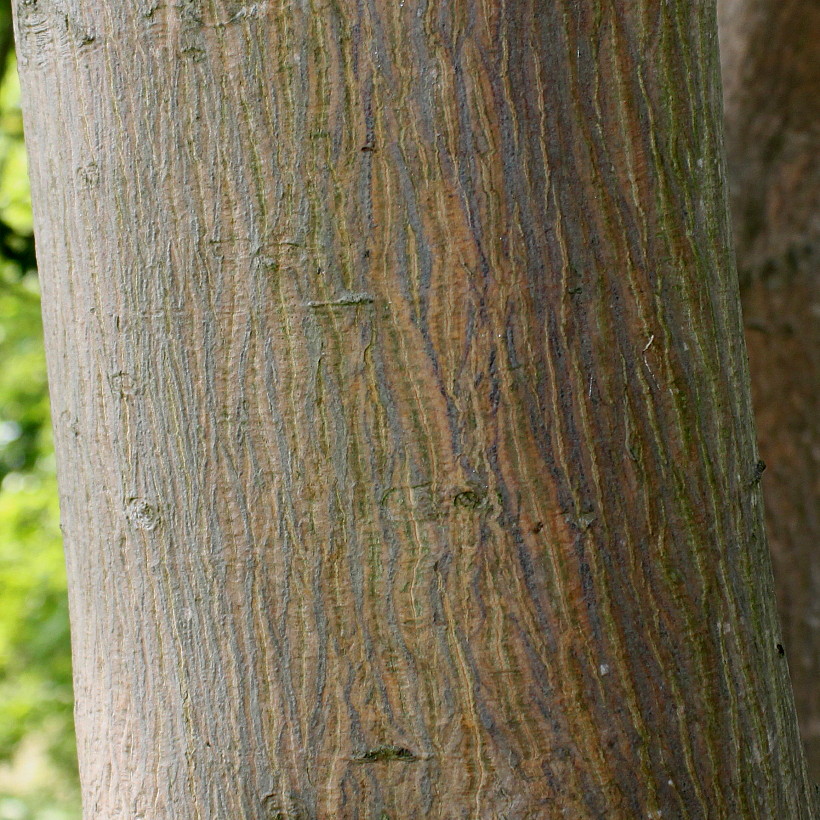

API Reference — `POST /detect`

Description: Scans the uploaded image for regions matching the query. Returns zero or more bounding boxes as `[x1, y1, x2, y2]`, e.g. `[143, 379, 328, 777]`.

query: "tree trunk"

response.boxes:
[718, 0, 820, 778]
[16, 1, 813, 817]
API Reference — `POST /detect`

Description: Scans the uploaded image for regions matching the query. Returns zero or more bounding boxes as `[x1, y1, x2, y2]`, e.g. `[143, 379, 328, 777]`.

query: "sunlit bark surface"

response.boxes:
[16, 0, 813, 816]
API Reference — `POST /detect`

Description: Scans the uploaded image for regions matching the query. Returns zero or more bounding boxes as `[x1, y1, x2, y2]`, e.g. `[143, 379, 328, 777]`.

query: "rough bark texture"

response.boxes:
[16, 0, 813, 817]
[718, 0, 820, 778]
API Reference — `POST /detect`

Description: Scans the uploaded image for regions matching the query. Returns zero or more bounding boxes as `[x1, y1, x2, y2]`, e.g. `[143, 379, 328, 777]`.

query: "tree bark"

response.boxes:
[718, 0, 820, 778]
[16, 0, 813, 817]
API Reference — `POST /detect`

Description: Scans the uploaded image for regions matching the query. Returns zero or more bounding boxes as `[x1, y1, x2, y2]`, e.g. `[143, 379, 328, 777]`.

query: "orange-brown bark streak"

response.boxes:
[15, 0, 812, 817]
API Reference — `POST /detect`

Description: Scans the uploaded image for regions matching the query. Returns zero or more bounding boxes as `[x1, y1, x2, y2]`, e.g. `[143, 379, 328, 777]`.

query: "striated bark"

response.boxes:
[718, 0, 820, 777]
[16, 0, 813, 817]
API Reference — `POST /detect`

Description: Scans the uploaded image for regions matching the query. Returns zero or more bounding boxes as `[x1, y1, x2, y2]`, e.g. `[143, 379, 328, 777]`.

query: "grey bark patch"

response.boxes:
[109, 371, 138, 398]
[380, 483, 439, 522]
[15, 0, 97, 61]
[577, 513, 596, 531]
[77, 162, 100, 189]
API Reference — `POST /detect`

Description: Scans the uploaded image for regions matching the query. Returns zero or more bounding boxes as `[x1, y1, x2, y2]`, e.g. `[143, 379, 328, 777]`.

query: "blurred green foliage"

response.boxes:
[0, 46, 81, 820]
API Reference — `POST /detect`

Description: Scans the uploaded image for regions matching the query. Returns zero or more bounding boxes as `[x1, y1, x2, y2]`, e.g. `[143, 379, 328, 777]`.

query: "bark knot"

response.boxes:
[453, 489, 486, 510]
[126, 498, 161, 531]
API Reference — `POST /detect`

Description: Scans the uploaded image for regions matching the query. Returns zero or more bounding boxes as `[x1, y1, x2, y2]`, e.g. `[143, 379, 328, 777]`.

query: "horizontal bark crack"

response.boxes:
[352, 746, 419, 763]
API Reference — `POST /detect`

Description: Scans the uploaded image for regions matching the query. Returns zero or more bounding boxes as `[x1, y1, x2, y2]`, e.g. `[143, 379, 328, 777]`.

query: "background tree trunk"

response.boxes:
[16, 0, 813, 817]
[718, 0, 819, 778]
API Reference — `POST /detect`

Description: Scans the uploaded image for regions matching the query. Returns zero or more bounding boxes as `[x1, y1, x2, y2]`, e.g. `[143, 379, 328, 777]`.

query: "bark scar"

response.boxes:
[307, 292, 374, 308]
[352, 745, 418, 763]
